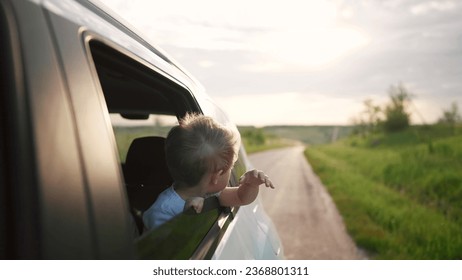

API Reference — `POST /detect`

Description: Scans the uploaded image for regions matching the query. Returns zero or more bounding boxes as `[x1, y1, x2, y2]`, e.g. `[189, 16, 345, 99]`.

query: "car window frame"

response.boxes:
[84, 37, 241, 259]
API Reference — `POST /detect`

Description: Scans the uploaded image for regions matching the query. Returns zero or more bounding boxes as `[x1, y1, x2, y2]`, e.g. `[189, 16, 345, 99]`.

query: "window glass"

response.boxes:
[137, 198, 222, 259]
[111, 114, 177, 163]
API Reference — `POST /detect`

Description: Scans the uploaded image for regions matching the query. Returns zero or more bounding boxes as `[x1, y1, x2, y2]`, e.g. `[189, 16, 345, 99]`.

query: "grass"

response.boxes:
[239, 125, 353, 145]
[263, 125, 353, 144]
[304, 125, 462, 259]
[238, 126, 297, 154]
[113, 125, 172, 162]
[112, 125, 294, 161]
[242, 137, 297, 154]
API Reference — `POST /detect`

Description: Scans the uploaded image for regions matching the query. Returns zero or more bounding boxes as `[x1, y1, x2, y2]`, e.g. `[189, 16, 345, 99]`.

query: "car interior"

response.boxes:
[89, 40, 198, 225]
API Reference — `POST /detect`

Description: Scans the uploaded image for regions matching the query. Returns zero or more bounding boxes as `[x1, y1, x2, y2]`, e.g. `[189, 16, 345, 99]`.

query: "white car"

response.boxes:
[0, 0, 283, 259]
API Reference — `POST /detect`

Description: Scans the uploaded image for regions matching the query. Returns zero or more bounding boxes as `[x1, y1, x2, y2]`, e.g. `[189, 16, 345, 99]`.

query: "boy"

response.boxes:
[143, 113, 274, 230]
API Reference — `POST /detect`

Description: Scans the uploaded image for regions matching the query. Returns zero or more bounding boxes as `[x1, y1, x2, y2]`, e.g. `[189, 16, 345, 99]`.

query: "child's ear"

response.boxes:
[210, 170, 223, 185]
[210, 171, 219, 185]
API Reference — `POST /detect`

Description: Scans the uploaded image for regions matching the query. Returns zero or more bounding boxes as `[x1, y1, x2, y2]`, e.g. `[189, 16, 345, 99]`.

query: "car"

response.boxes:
[0, 0, 284, 259]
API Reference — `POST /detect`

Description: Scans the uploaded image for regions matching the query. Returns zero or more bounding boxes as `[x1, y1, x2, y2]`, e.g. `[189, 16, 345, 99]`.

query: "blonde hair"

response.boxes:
[165, 113, 240, 187]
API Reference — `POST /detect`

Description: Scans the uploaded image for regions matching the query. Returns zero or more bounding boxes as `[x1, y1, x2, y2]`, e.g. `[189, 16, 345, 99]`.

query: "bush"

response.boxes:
[382, 83, 412, 132]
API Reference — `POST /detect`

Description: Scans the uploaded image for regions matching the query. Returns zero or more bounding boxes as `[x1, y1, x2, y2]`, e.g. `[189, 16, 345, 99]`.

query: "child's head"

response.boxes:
[165, 113, 240, 190]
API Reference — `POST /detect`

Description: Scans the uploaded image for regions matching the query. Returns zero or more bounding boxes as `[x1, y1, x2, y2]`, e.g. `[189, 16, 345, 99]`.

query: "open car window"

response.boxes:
[111, 114, 178, 163]
[87, 39, 237, 259]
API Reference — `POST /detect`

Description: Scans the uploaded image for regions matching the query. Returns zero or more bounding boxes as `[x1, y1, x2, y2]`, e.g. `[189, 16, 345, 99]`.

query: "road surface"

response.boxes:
[249, 146, 366, 259]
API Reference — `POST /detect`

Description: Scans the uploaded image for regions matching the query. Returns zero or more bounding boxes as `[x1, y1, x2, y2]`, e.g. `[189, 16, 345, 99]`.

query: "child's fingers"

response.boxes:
[194, 201, 204, 213]
[240, 170, 275, 188]
[259, 171, 274, 188]
[184, 197, 204, 213]
[265, 178, 275, 189]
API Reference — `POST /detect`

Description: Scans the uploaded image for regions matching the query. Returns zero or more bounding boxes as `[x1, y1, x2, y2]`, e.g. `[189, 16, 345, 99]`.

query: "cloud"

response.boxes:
[243, 26, 369, 72]
[101, 0, 369, 71]
[99, 0, 462, 125]
[410, 1, 457, 15]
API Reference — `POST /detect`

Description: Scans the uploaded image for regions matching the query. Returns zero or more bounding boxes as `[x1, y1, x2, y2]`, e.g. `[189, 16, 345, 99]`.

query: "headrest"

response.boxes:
[124, 136, 173, 211]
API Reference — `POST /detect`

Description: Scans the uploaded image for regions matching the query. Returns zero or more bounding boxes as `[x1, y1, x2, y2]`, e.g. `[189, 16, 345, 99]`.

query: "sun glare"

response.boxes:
[238, 1, 370, 71]
[102, 0, 370, 72]
[260, 26, 369, 71]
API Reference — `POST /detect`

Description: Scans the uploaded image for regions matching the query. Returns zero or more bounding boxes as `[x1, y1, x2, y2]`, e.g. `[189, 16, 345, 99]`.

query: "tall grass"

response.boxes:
[305, 126, 462, 259]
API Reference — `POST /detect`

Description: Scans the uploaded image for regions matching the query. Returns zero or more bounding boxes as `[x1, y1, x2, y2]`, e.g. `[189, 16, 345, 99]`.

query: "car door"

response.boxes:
[0, 0, 114, 259]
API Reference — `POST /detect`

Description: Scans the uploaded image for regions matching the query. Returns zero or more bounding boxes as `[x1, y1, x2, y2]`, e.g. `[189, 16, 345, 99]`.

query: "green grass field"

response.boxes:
[304, 125, 462, 259]
[263, 125, 353, 144]
[112, 125, 295, 161]
[239, 125, 353, 145]
[113, 124, 351, 161]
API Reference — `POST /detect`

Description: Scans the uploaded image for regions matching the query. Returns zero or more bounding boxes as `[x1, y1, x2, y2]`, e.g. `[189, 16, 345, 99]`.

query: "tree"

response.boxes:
[350, 116, 367, 137]
[350, 99, 382, 137]
[438, 102, 461, 134]
[438, 102, 461, 124]
[362, 98, 382, 134]
[383, 83, 413, 132]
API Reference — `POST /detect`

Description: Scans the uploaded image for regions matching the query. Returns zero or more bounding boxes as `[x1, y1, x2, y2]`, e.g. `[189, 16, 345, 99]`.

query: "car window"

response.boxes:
[88, 40, 234, 259]
[111, 114, 178, 163]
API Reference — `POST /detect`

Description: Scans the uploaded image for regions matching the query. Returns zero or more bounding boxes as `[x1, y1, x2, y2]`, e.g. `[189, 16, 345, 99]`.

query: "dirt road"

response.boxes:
[249, 146, 365, 259]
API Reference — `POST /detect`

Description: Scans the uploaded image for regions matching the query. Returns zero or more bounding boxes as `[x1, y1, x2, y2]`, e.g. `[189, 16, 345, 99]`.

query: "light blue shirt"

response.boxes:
[143, 186, 185, 230]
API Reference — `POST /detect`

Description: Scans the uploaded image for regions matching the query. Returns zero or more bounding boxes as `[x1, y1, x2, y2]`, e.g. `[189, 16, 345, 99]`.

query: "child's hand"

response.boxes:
[184, 197, 205, 213]
[239, 169, 275, 189]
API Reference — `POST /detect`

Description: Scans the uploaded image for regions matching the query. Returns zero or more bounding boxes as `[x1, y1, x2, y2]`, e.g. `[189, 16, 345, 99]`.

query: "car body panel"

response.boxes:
[6, 0, 97, 258]
[1, 0, 283, 259]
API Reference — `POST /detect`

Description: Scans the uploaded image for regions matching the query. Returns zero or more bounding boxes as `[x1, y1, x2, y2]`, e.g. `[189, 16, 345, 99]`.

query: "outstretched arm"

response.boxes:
[218, 169, 274, 207]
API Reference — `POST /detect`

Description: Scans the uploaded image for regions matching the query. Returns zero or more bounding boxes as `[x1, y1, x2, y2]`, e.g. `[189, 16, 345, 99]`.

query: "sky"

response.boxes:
[98, 0, 462, 126]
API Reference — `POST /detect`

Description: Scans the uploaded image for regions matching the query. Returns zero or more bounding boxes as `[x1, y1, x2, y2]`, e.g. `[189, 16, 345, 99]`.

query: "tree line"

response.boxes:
[351, 83, 461, 136]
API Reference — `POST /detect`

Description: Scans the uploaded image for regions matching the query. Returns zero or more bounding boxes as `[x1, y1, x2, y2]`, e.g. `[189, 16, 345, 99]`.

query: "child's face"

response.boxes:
[206, 157, 237, 194]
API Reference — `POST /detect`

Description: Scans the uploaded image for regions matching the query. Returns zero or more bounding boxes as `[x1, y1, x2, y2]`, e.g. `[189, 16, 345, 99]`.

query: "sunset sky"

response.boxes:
[98, 0, 462, 126]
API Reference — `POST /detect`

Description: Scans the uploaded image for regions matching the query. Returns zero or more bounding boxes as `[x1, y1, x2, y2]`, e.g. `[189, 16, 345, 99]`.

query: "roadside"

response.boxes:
[305, 130, 462, 259]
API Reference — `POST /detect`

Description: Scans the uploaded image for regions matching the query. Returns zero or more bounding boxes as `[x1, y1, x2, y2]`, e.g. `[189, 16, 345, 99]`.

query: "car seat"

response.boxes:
[124, 136, 173, 235]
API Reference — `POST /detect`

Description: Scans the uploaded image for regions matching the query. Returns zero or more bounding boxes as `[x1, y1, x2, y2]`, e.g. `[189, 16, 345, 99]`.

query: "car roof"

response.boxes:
[42, 0, 209, 102]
